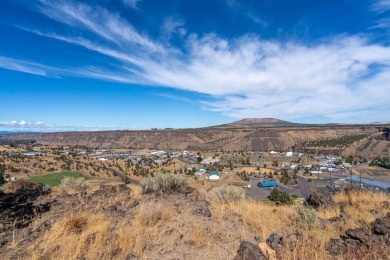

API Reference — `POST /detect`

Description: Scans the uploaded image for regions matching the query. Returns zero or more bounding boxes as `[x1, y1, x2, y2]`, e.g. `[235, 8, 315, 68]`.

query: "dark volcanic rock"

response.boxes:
[266, 233, 282, 246]
[373, 213, 390, 236]
[305, 191, 334, 209]
[326, 238, 347, 256]
[233, 241, 267, 260]
[0, 181, 52, 232]
[345, 228, 370, 244]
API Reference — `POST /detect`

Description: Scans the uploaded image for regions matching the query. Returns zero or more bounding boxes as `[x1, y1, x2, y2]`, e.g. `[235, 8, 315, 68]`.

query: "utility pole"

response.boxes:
[350, 170, 353, 188]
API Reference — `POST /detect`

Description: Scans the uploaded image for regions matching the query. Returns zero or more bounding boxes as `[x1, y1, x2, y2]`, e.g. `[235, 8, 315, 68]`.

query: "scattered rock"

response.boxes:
[373, 214, 390, 236]
[107, 205, 117, 212]
[193, 205, 212, 217]
[233, 241, 267, 260]
[381, 201, 389, 209]
[266, 233, 281, 246]
[128, 200, 139, 209]
[110, 248, 122, 257]
[282, 233, 298, 248]
[326, 238, 347, 256]
[124, 252, 137, 259]
[345, 228, 370, 244]
[370, 210, 379, 215]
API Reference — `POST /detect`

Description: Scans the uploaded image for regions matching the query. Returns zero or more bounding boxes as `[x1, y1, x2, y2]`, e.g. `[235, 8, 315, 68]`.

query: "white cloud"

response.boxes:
[122, 0, 141, 9]
[0, 121, 45, 127]
[38, 0, 163, 53]
[246, 13, 268, 27]
[17, 1, 390, 122]
[372, 0, 390, 13]
[160, 17, 186, 43]
[0, 120, 140, 132]
[0, 56, 48, 76]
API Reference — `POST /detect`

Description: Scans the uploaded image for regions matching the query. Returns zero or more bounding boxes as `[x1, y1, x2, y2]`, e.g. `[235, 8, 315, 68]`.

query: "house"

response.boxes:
[209, 170, 220, 180]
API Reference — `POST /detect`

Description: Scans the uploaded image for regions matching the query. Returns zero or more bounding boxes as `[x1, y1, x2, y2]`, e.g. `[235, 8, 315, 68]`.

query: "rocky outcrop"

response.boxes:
[326, 213, 390, 257]
[373, 212, 390, 236]
[305, 190, 334, 209]
[0, 181, 52, 232]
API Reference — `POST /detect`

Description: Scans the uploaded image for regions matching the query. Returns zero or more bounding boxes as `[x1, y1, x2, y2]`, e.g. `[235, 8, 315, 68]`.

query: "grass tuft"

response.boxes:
[215, 185, 245, 203]
[140, 173, 188, 194]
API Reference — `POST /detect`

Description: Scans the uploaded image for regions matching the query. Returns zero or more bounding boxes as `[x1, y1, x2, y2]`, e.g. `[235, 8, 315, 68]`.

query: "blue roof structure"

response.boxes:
[258, 181, 279, 187]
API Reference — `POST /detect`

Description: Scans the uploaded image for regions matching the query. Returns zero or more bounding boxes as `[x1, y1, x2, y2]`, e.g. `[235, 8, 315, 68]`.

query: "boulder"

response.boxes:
[373, 214, 390, 236]
[345, 228, 370, 244]
[326, 238, 347, 256]
[305, 191, 334, 209]
[266, 233, 281, 246]
[233, 241, 267, 260]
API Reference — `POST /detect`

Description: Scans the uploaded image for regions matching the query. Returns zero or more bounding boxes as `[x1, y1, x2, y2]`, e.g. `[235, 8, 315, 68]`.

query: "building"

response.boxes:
[202, 158, 220, 164]
[257, 181, 279, 187]
[209, 170, 220, 180]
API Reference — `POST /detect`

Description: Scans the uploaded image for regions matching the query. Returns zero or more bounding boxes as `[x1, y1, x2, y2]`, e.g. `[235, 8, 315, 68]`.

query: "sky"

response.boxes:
[0, 0, 390, 132]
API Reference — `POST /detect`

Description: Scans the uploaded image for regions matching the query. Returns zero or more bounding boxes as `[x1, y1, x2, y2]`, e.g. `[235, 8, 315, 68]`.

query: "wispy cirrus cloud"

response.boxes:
[37, 0, 163, 53]
[372, 0, 390, 13]
[122, 0, 141, 9]
[10, 0, 390, 122]
[0, 56, 49, 77]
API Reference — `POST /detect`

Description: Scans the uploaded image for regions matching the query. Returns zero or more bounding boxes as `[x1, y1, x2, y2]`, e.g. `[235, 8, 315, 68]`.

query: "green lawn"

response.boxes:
[29, 171, 87, 186]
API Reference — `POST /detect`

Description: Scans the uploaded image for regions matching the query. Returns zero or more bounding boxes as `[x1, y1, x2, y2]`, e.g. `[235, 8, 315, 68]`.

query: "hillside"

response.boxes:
[1, 124, 389, 157]
[0, 177, 389, 259]
[213, 118, 298, 128]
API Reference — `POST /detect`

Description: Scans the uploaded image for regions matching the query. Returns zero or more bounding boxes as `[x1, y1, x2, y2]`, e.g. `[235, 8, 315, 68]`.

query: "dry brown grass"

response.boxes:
[333, 189, 389, 232]
[4, 181, 388, 259]
[212, 200, 296, 240]
[30, 201, 173, 259]
[317, 207, 340, 219]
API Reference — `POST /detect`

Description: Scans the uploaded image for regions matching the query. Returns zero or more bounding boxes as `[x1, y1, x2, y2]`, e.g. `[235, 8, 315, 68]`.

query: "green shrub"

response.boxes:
[269, 187, 293, 204]
[216, 185, 245, 203]
[297, 206, 319, 227]
[140, 173, 188, 194]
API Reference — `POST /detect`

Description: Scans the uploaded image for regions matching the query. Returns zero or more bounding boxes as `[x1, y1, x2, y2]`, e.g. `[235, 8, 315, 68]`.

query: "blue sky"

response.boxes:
[0, 0, 390, 131]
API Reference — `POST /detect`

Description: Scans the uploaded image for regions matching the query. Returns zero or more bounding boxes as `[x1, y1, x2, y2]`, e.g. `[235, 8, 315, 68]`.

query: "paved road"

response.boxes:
[297, 176, 310, 198]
